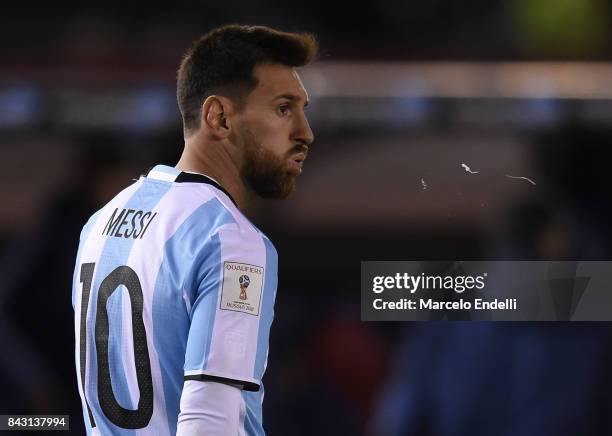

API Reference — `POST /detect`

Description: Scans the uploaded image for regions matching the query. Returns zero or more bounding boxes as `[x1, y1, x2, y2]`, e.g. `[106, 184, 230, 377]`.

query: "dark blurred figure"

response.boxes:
[370, 123, 612, 436]
[0, 135, 144, 433]
[372, 323, 612, 436]
[533, 124, 612, 259]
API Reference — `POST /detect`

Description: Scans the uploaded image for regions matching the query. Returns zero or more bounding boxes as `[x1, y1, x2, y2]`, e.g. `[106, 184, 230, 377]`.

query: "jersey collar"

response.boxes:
[146, 165, 237, 207]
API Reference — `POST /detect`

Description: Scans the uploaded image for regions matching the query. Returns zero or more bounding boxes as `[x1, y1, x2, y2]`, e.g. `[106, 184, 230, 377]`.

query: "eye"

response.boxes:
[277, 103, 291, 116]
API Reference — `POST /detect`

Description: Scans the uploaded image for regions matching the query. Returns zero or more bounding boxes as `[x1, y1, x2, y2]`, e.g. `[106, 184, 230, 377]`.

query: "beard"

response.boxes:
[240, 127, 302, 199]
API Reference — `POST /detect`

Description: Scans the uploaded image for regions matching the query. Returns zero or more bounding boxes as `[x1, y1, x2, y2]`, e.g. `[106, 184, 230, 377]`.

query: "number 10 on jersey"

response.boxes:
[78, 262, 154, 429]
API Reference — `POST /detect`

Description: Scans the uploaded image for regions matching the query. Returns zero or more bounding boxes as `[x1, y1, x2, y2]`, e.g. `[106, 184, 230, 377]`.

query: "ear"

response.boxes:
[201, 95, 233, 138]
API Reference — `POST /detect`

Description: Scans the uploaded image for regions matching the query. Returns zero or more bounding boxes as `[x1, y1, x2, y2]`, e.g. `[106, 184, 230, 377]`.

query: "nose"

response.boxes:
[293, 111, 314, 147]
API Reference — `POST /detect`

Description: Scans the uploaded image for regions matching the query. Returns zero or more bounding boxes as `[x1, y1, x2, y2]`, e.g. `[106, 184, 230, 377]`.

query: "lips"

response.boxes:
[288, 152, 307, 174]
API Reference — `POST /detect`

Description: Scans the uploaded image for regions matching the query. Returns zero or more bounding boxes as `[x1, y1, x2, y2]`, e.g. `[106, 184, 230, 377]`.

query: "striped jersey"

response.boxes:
[72, 164, 278, 435]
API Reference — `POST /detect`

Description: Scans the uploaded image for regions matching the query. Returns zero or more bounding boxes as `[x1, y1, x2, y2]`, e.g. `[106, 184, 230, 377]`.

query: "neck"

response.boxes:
[176, 134, 251, 210]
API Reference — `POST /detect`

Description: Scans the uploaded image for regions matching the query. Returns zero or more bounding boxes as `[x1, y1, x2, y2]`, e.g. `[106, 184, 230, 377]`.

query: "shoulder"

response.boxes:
[204, 210, 277, 270]
[197, 188, 273, 247]
[77, 209, 103, 244]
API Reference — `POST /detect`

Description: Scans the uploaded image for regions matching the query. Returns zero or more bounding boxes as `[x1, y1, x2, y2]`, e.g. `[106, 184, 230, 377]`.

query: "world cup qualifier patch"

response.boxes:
[220, 261, 264, 316]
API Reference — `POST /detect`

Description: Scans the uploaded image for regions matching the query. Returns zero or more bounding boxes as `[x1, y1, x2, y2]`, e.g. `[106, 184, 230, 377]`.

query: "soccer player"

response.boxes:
[72, 25, 317, 435]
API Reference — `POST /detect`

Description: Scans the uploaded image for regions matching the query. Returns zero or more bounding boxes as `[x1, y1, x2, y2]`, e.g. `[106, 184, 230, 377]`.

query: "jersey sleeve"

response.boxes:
[183, 223, 278, 391]
[177, 380, 243, 435]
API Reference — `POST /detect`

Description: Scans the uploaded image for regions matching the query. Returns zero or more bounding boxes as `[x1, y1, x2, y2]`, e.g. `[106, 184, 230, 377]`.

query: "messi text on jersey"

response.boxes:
[101, 208, 157, 239]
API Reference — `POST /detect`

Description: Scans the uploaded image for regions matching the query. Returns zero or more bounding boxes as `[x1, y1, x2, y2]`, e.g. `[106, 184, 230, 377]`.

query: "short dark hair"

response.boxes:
[177, 24, 318, 136]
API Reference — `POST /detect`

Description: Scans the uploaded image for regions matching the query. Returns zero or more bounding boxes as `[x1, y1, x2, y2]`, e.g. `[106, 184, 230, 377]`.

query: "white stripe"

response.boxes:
[204, 223, 266, 385]
[75, 180, 144, 431]
[127, 184, 216, 436]
[148, 169, 178, 182]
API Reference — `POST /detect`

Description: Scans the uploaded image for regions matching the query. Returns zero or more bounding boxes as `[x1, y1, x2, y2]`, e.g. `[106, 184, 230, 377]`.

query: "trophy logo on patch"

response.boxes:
[239, 274, 250, 300]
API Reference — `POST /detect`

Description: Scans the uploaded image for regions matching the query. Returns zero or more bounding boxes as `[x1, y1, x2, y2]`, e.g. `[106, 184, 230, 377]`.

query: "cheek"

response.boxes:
[257, 127, 290, 154]
[244, 111, 291, 152]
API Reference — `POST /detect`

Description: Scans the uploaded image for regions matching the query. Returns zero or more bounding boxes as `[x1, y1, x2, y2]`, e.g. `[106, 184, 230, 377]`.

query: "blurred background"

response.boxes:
[2, 1, 612, 435]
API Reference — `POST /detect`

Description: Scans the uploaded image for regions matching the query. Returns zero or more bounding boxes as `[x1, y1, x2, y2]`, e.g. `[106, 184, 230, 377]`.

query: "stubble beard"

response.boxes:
[241, 127, 299, 199]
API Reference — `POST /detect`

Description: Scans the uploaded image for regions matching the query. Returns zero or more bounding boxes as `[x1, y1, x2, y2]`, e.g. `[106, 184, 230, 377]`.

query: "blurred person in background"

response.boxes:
[72, 24, 316, 435]
[371, 322, 612, 436]
[369, 123, 612, 436]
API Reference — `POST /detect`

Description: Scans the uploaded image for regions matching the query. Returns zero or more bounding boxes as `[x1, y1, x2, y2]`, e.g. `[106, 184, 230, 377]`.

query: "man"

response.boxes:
[72, 24, 317, 435]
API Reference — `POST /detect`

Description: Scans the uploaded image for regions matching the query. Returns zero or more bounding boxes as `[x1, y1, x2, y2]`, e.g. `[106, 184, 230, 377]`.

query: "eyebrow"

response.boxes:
[273, 93, 309, 107]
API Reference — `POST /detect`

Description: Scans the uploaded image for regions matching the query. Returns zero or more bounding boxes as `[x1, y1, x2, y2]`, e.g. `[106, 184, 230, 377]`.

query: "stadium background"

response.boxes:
[1, 1, 612, 434]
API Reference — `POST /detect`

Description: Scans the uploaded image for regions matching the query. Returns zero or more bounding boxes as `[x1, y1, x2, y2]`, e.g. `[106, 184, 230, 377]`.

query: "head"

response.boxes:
[177, 25, 318, 198]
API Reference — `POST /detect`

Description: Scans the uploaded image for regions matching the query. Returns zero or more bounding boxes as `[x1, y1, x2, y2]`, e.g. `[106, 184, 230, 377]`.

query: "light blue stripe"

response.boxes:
[88, 179, 171, 435]
[242, 389, 266, 436]
[241, 237, 278, 436]
[108, 287, 130, 410]
[182, 201, 236, 371]
[185, 233, 222, 372]
[154, 198, 234, 434]
[72, 210, 102, 309]
[254, 238, 278, 380]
